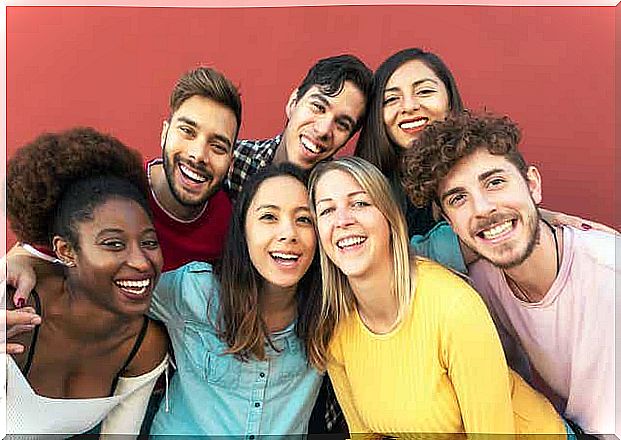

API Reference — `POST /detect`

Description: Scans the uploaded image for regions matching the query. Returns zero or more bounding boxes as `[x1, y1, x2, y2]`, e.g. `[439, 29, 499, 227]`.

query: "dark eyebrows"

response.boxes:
[255, 205, 311, 213]
[384, 78, 440, 95]
[479, 168, 506, 182]
[176, 116, 198, 127]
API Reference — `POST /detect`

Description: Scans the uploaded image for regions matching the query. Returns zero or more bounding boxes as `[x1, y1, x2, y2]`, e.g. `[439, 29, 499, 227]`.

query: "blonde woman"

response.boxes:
[307, 156, 570, 438]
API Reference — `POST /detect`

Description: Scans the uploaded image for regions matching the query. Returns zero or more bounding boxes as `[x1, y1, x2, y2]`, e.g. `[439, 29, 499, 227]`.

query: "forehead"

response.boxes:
[80, 198, 152, 231]
[440, 149, 520, 192]
[315, 169, 364, 200]
[387, 59, 442, 88]
[172, 95, 238, 135]
[251, 176, 309, 208]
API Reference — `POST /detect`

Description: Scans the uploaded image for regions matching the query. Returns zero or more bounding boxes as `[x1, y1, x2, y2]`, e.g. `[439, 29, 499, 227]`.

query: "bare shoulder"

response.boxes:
[124, 319, 169, 377]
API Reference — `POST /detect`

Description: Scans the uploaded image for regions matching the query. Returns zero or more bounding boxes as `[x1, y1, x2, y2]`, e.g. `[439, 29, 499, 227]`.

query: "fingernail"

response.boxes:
[30, 317, 41, 325]
[15, 298, 26, 308]
[581, 223, 592, 230]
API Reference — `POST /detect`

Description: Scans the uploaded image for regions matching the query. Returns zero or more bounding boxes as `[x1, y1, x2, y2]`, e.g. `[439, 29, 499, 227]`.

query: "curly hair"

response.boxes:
[7, 127, 149, 246]
[400, 112, 526, 208]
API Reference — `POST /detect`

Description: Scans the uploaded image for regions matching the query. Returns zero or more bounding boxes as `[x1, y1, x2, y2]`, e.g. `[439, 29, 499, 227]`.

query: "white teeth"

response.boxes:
[115, 279, 151, 295]
[270, 252, 300, 261]
[399, 119, 427, 130]
[337, 236, 366, 249]
[179, 164, 207, 183]
[300, 137, 321, 154]
[481, 220, 513, 240]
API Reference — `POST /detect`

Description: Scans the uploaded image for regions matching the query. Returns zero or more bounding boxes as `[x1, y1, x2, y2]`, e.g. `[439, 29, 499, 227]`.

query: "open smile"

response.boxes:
[269, 250, 302, 268]
[399, 117, 428, 134]
[475, 219, 517, 243]
[336, 235, 367, 250]
[114, 278, 153, 299]
[299, 135, 326, 157]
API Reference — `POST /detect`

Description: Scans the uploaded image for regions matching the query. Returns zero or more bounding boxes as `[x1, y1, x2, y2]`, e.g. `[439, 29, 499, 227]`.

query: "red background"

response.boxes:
[5, 5, 618, 247]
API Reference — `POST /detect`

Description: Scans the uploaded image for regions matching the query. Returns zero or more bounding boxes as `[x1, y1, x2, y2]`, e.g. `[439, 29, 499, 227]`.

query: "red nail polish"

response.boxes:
[581, 223, 592, 230]
[15, 298, 26, 308]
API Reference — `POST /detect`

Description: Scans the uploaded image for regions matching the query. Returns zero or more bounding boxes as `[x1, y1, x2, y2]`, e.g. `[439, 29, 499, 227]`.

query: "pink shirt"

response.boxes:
[469, 226, 618, 434]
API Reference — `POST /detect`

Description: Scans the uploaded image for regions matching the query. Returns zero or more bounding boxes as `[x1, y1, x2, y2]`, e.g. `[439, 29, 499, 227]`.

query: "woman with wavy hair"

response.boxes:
[6, 127, 169, 436]
[307, 156, 570, 438]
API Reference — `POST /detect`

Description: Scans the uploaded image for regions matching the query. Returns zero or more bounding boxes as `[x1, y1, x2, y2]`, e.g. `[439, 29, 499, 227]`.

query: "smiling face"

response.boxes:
[281, 82, 366, 169]
[383, 59, 450, 150]
[161, 95, 237, 206]
[439, 148, 543, 269]
[65, 198, 163, 315]
[245, 176, 317, 290]
[314, 169, 392, 279]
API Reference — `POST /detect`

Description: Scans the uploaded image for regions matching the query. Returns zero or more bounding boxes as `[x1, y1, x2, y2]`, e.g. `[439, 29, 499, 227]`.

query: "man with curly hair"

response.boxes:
[401, 112, 618, 435]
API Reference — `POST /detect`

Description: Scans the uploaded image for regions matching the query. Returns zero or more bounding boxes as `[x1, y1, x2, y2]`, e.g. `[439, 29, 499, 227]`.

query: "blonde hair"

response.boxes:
[307, 156, 414, 369]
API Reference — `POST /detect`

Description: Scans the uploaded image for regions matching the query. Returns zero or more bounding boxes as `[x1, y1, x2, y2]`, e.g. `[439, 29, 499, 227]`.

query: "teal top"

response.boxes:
[410, 221, 467, 274]
[149, 261, 323, 436]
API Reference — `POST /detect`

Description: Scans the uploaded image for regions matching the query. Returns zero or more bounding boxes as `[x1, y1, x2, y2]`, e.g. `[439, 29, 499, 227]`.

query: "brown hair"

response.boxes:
[400, 112, 526, 209]
[169, 66, 242, 139]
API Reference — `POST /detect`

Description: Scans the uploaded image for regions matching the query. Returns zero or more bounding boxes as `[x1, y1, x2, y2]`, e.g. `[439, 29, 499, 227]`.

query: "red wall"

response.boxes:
[5, 5, 617, 247]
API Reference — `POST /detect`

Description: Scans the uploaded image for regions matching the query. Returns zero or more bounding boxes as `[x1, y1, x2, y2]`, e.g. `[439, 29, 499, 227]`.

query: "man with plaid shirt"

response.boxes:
[226, 54, 372, 200]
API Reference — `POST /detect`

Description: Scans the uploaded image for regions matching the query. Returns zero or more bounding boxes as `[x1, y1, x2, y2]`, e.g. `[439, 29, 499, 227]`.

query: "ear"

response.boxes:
[52, 236, 77, 268]
[160, 120, 170, 149]
[285, 89, 299, 119]
[525, 166, 542, 205]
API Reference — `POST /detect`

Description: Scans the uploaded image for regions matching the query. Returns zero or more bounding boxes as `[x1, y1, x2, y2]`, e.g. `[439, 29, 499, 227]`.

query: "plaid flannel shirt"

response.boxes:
[225, 134, 281, 201]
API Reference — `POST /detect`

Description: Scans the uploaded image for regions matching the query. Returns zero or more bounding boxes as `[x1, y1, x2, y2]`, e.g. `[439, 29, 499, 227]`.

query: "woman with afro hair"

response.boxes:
[5, 127, 169, 437]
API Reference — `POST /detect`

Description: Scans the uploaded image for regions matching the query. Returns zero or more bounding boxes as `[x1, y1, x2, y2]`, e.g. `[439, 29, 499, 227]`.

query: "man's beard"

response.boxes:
[163, 151, 214, 207]
[469, 205, 542, 270]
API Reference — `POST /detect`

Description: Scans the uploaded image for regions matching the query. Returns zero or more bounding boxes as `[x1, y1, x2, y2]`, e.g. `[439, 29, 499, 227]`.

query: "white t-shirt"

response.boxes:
[469, 227, 618, 434]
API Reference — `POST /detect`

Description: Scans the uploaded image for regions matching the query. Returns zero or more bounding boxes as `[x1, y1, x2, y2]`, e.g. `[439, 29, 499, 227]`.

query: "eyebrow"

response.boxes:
[440, 168, 506, 203]
[315, 190, 366, 205]
[255, 205, 311, 213]
[310, 93, 357, 128]
[176, 116, 233, 150]
[384, 78, 440, 94]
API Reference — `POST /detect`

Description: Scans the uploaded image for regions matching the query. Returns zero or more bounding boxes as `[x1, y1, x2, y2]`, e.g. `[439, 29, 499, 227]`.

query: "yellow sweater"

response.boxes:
[327, 259, 565, 438]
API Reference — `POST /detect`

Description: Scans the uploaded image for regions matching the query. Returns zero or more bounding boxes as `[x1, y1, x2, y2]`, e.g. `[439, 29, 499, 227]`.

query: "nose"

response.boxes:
[401, 94, 421, 113]
[187, 139, 209, 165]
[277, 219, 298, 243]
[126, 244, 152, 272]
[313, 116, 333, 139]
[471, 190, 496, 217]
[335, 206, 355, 228]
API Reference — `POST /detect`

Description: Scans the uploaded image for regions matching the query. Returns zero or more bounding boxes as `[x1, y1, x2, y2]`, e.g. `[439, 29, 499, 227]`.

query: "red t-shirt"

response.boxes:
[146, 158, 232, 271]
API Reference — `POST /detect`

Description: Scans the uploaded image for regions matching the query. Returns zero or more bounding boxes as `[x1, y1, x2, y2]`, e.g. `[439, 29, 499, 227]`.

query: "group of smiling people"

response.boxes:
[5, 47, 616, 439]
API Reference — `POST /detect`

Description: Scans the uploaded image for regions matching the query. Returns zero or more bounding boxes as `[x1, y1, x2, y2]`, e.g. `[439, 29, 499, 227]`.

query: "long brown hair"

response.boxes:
[216, 163, 324, 366]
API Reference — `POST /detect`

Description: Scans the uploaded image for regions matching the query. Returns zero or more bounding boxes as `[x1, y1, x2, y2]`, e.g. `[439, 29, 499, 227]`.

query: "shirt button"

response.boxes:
[254, 402, 261, 408]
[259, 372, 265, 378]
[249, 436, 255, 440]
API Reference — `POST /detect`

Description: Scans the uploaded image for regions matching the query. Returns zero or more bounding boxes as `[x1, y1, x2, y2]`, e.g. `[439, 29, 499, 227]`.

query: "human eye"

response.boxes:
[141, 237, 160, 250]
[447, 194, 466, 207]
[382, 95, 399, 106]
[178, 125, 196, 138]
[416, 87, 437, 96]
[352, 200, 370, 208]
[297, 214, 313, 225]
[211, 142, 229, 155]
[318, 206, 334, 217]
[101, 239, 125, 250]
[336, 119, 353, 133]
[487, 177, 506, 189]
[259, 212, 277, 222]
[311, 102, 326, 113]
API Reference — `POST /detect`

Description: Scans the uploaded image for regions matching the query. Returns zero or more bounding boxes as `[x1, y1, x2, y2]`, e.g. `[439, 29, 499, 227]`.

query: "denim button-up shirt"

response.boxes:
[149, 261, 323, 436]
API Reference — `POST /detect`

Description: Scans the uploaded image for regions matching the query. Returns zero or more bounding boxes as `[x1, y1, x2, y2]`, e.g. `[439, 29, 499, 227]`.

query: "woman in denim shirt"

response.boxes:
[149, 163, 325, 436]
